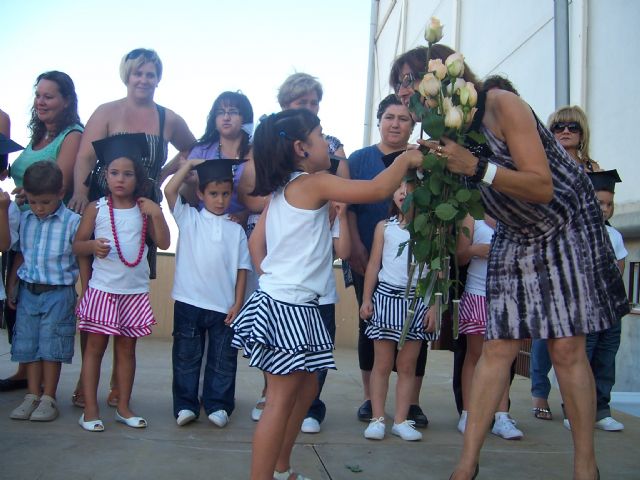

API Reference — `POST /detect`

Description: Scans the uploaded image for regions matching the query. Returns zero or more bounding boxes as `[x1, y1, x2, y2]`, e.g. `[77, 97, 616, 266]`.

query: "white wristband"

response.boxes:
[482, 162, 498, 185]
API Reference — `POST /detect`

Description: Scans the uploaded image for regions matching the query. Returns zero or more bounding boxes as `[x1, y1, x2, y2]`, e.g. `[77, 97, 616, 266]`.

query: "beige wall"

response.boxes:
[150, 254, 361, 349]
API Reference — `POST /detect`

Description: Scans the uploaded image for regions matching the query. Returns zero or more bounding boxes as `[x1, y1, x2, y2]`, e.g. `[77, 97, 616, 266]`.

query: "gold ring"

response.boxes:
[437, 145, 444, 154]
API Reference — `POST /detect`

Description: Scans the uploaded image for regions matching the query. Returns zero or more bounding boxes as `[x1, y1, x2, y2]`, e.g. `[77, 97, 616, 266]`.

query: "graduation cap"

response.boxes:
[0, 133, 24, 155]
[194, 158, 246, 187]
[587, 169, 621, 193]
[92, 133, 149, 166]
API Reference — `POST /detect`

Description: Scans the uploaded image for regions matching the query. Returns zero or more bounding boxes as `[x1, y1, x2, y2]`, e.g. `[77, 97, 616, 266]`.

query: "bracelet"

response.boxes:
[469, 156, 488, 183]
[482, 162, 498, 185]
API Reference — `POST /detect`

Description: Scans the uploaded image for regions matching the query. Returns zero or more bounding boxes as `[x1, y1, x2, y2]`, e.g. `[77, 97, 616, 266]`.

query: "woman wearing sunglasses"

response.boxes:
[548, 105, 601, 172]
[67, 48, 196, 409]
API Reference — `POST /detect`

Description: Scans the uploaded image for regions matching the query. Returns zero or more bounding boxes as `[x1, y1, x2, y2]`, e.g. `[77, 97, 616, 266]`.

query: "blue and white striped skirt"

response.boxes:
[231, 290, 336, 375]
[365, 282, 436, 342]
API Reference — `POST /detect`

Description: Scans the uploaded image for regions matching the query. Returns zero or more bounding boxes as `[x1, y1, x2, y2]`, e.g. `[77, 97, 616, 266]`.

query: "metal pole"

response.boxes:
[362, 0, 379, 148]
[554, 0, 570, 107]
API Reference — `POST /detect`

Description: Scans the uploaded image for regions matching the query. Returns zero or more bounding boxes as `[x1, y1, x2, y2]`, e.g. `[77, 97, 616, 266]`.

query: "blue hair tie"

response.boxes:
[279, 130, 287, 138]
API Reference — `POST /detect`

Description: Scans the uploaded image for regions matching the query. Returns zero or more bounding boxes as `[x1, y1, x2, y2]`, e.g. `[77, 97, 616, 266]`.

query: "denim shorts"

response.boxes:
[11, 284, 77, 364]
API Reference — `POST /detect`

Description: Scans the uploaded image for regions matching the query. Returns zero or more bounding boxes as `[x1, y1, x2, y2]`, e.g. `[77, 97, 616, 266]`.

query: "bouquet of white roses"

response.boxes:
[398, 17, 485, 347]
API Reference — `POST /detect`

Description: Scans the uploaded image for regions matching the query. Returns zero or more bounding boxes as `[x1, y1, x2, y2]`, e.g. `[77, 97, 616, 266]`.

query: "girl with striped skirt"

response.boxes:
[73, 134, 170, 432]
[230, 110, 424, 480]
[456, 214, 523, 440]
[359, 182, 436, 442]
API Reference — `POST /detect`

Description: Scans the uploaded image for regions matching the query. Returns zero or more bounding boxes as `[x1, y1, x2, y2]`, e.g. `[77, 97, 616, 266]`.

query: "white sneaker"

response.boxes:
[457, 410, 467, 434]
[176, 409, 197, 426]
[491, 414, 523, 440]
[208, 409, 229, 428]
[563, 418, 571, 431]
[301, 417, 321, 433]
[392, 420, 422, 441]
[595, 416, 624, 431]
[251, 396, 265, 421]
[364, 417, 385, 440]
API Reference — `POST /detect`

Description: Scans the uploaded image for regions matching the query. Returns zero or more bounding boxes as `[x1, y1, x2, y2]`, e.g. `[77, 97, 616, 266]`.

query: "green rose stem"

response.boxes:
[452, 299, 461, 339]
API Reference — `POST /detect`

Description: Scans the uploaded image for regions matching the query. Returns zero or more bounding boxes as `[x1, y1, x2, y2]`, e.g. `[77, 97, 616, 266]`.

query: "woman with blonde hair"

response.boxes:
[548, 105, 601, 171]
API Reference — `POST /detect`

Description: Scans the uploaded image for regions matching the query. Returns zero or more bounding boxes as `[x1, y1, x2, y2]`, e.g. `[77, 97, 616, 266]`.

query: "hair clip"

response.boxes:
[279, 131, 287, 138]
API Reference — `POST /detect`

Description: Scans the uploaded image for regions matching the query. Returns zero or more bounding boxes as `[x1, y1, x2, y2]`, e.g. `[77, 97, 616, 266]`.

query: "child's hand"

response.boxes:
[399, 148, 425, 170]
[225, 304, 241, 325]
[0, 189, 10, 210]
[333, 201, 347, 218]
[189, 158, 206, 168]
[6, 281, 17, 310]
[137, 198, 163, 218]
[11, 187, 26, 207]
[93, 238, 111, 258]
[360, 300, 373, 320]
[423, 307, 436, 333]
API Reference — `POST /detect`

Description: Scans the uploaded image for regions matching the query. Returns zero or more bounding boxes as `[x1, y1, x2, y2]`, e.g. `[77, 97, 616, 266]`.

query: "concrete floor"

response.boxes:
[1, 335, 639, 479]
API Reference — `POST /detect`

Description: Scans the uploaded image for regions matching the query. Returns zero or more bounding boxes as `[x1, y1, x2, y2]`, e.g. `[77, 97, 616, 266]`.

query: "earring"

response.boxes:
[303, 152, 309, 158]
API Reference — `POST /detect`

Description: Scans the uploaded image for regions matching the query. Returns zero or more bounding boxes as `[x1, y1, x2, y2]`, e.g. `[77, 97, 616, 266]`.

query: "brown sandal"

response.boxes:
[72, 391, 85, 408]
[532, 407, 553, 420]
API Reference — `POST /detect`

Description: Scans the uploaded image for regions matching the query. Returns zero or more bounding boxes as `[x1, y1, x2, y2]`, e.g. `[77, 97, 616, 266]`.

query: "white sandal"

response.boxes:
[115, 410, 147, 428]
[273, 468, 311, 480]
[79, 414, 105, 432]
[251, 396, 266, 421]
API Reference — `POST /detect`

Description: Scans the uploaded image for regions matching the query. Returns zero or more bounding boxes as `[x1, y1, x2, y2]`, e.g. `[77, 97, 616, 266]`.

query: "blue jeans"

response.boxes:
[172, 301, 237, 417]
[586, 322, 621, 420]
[305, 303, 336, 423]
[530, 339, 552, 399]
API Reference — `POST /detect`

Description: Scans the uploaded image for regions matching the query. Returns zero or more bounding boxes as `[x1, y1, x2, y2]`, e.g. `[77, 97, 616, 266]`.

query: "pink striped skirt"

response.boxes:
[76, 287, 156, 338]
[458, 291, 487, 336]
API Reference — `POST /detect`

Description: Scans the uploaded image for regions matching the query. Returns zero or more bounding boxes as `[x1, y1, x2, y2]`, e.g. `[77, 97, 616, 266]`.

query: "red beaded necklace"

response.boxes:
[107, 195, 147, 268]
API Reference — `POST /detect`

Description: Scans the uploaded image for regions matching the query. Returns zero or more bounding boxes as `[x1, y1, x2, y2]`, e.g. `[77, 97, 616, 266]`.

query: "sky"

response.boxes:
[1, 0, 372, 250]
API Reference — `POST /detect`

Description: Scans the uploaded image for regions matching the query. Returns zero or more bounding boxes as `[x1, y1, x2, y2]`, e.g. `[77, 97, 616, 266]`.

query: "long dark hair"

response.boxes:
[251, 109, 320, 196]
[389, 45, 482, 90]
[29, 71, 82, 146]
[197, 91, 253, 159]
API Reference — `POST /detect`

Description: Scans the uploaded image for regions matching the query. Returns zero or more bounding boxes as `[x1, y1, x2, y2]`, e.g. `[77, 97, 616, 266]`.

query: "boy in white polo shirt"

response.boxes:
[164, 157, 251, 428]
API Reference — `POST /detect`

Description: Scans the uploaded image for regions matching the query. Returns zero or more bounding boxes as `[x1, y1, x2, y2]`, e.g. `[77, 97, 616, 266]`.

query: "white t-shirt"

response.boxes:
[1, 202, 20, 301]
[465, 220, 495, 296]
[378, 218, 426, 287]
[606, 225, 628, 261]
[259, 173, 333, 304]
[89, 197, 149, 294]
[171, 196, 252, 313]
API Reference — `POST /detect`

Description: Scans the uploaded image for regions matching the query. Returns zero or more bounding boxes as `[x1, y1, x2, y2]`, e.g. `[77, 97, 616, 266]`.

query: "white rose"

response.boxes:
[424, 17, 444, 44]
[418, 73, 441, 98]
[444, 106, 464, 129]
[446, 78, 466, 96]
[428, 58, 447, 80]
[445, 52, 465, 78]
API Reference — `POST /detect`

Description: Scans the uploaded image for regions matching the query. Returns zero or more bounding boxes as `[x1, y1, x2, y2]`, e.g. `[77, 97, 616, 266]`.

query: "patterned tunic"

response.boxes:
[474, 94, 629, 339]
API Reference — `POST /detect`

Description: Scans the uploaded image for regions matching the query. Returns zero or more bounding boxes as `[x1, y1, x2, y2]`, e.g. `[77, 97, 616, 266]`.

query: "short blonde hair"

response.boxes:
[547, 105, 591, 161]
[119, 48, 163, 85]
[277, 73, 323, 109]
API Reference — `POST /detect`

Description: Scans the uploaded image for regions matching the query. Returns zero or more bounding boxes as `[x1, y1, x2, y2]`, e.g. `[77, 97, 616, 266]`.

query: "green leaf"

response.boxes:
[435, 203, 458, 221]
[401, 192, 413, 214]
[430, 256, 441, 270]
[429, 175, 443, 195]
[470, 190, 482, 201]
[423, 153, 440, 170]
[414, 214, 429, 235]
[455, 189, 472, 202]
[397, 240, 409, 258]
[422, 112, 445, 139]
[409, 92, 428, 119]
[466, 130, 487, 145]
[468, 201, 485, 219]
[413, 239, 431, 262]
[413, 186, 431, 207]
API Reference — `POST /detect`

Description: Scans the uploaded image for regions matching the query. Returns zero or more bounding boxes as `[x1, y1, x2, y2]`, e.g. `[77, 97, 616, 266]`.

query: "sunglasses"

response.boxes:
[125, 48, 153, 61]
[394, 72, 416, 93]
[551, 122, 582, 134]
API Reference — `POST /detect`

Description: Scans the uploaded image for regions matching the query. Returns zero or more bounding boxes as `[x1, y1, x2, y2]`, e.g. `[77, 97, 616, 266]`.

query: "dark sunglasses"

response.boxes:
[551, 122, 582, 134]
[125, 48, 153, 61]
[394, 72, 416, 93]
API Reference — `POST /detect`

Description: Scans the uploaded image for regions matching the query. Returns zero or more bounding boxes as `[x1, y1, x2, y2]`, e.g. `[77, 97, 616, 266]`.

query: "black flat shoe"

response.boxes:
[407, 404, 429, 428]
[357, 400, 372, 422]
[0, 378, 28, 392]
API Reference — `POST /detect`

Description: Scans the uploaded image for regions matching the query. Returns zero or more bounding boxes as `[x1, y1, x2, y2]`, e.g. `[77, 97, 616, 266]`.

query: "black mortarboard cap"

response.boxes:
[587, 169, 621, 193]
[92, 133, 149, 166]
[0, 133, 24, 155]
[195, 159, 246, 186]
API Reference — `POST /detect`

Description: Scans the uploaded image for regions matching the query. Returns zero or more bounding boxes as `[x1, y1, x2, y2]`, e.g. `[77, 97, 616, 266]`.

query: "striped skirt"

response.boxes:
[365, 282, 435, 342]
[231, 290, 335, 375]
[458, 291, 487, 336]
[76, 287, 156, 338]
